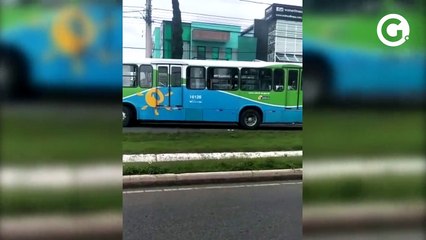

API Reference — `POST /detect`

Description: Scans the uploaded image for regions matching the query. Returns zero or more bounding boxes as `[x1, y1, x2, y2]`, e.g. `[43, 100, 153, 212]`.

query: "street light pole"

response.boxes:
[144, 0, 152, 58]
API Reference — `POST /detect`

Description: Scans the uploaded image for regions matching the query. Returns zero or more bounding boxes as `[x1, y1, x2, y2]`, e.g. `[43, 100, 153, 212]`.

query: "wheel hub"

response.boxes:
[245, 115, 257, 127]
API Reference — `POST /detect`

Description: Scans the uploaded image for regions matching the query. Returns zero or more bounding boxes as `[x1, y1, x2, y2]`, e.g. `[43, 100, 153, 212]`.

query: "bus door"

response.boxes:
[156, 65, 169, 108]
[169, 65, 183, 107]
[285, 68, 302, 109]
[156, 65, 183, 108]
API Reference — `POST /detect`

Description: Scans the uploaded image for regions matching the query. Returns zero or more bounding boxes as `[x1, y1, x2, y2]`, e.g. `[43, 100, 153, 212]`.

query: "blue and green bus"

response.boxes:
[123, 59, 302, 129]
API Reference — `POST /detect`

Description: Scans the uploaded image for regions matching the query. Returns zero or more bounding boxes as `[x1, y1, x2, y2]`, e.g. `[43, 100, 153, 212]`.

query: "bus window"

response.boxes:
[288, 70, 299, 91]
[207, 67, 238, 90]
[170, 66, 182, 87]
[158, 67, 168, 87]
[123, 64, 137, 87]
[259, 68, 272, 91]
[139, 65, 153, 88]
[241, 68, 257, 91]
[187, 67, 206, 89]
[273, 69, 284, 92]
[241, 68, 272, 91]
[171, 67, 182, 87]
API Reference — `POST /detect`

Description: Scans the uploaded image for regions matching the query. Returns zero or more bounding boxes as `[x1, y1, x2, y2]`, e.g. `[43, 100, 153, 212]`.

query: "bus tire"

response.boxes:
[303, 55, 331, 106]
[0, 47, 29, 100]
[239, 109, 261, 130]
[122, 105, 134, 127]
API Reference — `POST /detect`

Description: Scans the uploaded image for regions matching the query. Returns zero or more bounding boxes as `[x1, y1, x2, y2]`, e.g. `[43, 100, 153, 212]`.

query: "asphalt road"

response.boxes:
[123, 181, 302, 240]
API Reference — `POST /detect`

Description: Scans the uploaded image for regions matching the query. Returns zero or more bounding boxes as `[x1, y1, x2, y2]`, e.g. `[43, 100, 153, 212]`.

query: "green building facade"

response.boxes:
[152, 27, 161, 58]
[153, 21, 257, 61]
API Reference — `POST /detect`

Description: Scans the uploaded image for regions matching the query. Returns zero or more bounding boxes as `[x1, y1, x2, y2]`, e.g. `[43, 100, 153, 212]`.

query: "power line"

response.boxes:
[124, 18, 302, 40]
[123, 16, 143, 19]
[239, 0, 272, 5]
[152, 7, 255, 22]
[123, 10, 144, 13]
[123, 46, 302, 54]
[123, 5, 145, 9]
[123, 6, 260, 23]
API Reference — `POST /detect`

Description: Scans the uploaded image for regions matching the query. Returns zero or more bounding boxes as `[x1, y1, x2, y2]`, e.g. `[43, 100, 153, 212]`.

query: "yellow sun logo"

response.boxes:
[42, 7, 95, 74]
[44, 6, 119, 75]
[137, 88, 173, 116]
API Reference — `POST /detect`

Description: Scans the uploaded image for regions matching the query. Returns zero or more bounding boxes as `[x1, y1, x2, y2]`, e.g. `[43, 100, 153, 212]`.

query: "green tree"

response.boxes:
[171, 0, 183, 59]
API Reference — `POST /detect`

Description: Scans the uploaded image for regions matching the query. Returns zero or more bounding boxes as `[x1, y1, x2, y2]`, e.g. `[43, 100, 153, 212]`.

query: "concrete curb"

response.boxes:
[123, 168, 302, 188]
[0, 212, 121, 240]
[123, 150, 302, 163]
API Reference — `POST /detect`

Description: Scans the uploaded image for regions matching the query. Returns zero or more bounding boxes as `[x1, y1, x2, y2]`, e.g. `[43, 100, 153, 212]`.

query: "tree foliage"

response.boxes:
[171, 0, 183, 59]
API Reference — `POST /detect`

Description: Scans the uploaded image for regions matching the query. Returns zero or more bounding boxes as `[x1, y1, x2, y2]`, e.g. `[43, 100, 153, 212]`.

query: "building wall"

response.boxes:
[190, 22, 240, 60]
[265, 4, 303, 62]
[267, 19, 302, 62]
[152, 27, 161, 58]
[238, 36, 257, 61]
[254, 19, 268, 61]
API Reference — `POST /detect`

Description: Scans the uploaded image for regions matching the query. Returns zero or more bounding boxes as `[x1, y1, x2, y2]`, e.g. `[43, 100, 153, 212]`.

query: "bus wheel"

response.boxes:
[122, 105, 134, 127]
[0, 49, 28, 100]
[303, 68, 325, 106]
[239, 109, 261, 130]
[303, 56, 330, 106]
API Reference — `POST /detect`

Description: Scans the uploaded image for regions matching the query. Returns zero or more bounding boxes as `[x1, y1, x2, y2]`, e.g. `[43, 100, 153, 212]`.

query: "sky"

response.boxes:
[123, 0, 303, 58]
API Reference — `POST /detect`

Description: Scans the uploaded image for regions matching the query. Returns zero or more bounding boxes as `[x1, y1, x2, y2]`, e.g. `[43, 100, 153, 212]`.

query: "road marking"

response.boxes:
[123, 181, 302, 194]
[123, 150, 303, 163]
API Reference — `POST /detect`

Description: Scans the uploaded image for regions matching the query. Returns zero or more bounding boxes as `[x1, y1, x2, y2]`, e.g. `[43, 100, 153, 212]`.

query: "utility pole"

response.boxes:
[144, 0, 152, 58]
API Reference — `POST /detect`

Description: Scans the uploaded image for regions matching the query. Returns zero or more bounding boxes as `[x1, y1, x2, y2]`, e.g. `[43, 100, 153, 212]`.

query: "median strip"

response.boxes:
[123, 150, 303, 163]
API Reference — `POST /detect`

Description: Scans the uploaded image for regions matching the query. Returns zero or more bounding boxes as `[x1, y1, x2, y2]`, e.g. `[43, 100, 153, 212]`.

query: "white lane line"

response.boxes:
[123, 150, 303, 163]
[1, 164, 122, 189]
[305, 156, 425, 179]
[123, 181, 302, 194]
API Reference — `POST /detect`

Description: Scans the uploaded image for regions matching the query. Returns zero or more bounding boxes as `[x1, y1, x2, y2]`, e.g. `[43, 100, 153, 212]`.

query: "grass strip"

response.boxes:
[304, 175, 425, 203]
[123, 131, 302, 154]
[123, 157, 302, 175]
[1, 188, 121, 216]
[304, 110, 424, 157]
[1, 110, 121, 165]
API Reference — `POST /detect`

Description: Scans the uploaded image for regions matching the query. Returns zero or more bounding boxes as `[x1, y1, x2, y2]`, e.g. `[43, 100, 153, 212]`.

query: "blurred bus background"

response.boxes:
[303, 0, 425, 106]
[0, 0, 122, 100]
[1, 1, 122, 239]
[303, 0, 425, 239]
